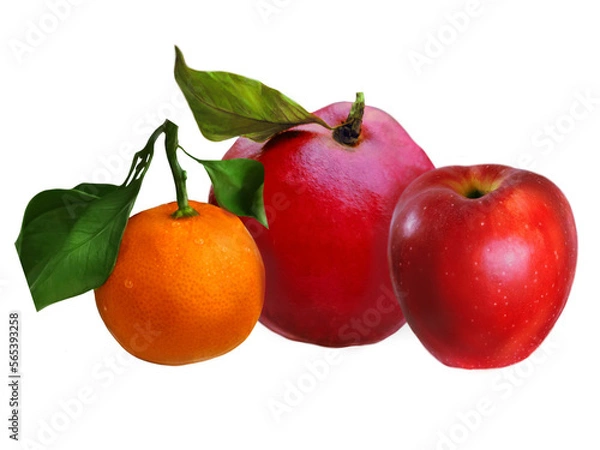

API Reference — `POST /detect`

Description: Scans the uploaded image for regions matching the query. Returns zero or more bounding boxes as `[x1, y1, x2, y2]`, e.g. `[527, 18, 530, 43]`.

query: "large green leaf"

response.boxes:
[14, 130, 156, 311]
[174, 46, 331, 142]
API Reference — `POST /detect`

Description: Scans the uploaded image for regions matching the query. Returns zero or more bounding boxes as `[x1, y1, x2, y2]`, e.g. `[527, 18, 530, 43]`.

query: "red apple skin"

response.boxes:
[388, 164, 578, 368]
[209, 101, 434, 347]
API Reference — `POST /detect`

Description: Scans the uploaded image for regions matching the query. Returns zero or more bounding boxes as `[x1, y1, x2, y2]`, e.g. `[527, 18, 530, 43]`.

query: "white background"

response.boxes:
[1, 0, 599, 449]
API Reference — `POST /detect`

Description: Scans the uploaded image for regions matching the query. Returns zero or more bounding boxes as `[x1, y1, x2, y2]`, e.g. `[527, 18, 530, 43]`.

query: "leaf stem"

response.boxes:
[164, 120, 199, 218]
[332, 92, 365, 147]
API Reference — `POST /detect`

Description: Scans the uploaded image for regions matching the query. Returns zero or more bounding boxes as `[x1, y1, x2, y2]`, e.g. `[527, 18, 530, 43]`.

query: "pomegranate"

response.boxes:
[210, 94, 434, 347]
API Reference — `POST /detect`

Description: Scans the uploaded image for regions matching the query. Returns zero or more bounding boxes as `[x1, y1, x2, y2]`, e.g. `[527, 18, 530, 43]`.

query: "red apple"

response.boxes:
[210, 97, 434, 347]
[388, 164, 577, 368]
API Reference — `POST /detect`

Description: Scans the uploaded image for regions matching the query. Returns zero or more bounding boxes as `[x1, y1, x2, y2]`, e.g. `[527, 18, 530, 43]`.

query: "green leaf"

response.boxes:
[14, 128, 158, 311]
[182, 149, 268, 228]
[15, 116, 269, 311]
[174, 46, 331, 142]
